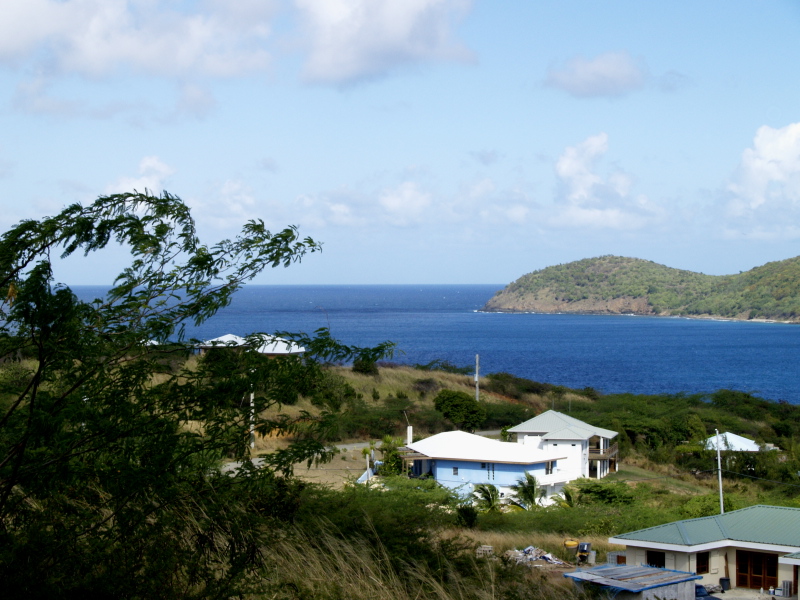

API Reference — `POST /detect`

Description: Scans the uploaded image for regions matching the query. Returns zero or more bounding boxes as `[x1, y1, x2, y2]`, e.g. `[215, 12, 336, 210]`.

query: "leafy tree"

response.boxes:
[509, 472, 544, 510]
[686, 413, 707, 442]
[681, 493, 737, 518]
[433, 389, 487, 432]
[377, 435, 404, 475]
[0, 191, 393, 598]
[574, 479, 636, 505]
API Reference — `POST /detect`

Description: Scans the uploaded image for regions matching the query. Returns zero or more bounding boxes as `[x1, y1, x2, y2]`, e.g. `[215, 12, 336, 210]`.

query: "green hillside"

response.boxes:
[483, 255, 800, 321]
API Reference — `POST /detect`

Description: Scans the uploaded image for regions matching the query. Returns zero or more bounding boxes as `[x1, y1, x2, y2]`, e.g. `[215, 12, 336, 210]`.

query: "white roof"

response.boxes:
[507, 410, 617, 440]
[406, 431, 565, 465]
[199, 333, 305, 355]
[704, 432, 761, 452]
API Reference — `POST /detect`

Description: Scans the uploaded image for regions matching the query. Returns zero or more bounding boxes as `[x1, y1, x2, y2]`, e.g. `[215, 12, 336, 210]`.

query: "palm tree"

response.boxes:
[473, 483, 502, 513]
[509, 472, 543, 510]
[550, 484, 580, 508]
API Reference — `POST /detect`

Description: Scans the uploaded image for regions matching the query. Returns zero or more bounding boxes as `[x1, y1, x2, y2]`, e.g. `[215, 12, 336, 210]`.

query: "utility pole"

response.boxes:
[474, 354, 480, 402]
[715, 429, 724, 514]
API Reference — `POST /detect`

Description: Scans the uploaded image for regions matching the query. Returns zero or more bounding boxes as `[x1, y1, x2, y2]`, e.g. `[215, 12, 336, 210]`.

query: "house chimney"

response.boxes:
[407, 425, 413, 445]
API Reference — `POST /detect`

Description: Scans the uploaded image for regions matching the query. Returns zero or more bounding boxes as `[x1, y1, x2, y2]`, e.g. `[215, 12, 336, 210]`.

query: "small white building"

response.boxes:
[506, 410, 618, 480]
[703, 432, 761, 452]
[197, 333, 305, 356]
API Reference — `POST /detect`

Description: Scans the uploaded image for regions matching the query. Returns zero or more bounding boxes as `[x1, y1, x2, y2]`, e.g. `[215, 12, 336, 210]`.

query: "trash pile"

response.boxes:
[501, 546, 572, 567]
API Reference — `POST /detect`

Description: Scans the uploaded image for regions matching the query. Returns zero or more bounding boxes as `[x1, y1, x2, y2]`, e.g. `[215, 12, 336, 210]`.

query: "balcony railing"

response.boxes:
[588, 443, 618, 459]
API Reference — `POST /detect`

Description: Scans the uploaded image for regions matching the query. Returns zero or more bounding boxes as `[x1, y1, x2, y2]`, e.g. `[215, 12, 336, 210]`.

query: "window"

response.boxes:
[696, 552, 709, 575]
[646, 550, 666, 569]
[452, 467, 458, 476]
[545, 461, 554, 475]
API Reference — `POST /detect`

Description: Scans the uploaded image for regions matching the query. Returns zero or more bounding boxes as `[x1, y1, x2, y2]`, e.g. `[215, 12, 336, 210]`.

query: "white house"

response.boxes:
[401, 430, 569, 503]
[197, 333, 305, 356]
[507, 410, 618, 480]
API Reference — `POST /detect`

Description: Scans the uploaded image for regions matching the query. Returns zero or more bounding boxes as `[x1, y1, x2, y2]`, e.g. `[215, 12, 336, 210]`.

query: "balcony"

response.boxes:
[588, 443, 618, 460]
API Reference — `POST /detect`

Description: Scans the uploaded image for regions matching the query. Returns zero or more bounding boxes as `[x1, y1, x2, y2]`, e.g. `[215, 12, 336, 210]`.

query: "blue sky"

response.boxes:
[2, 0, 800, 285]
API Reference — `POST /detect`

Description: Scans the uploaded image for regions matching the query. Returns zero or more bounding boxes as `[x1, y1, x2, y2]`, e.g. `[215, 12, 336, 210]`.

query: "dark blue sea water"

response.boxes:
[73, 284, 800, 403]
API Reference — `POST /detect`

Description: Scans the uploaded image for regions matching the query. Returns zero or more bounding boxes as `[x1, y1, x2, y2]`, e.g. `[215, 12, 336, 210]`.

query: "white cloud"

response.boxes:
[0, 0, 275, 78]
[545, 51, 647, 98]
[379, 181, 432, 225]
[555, 133, 608, 202]
[727, 123, 800, 212]
[720, 122, 800, 239]
[293, 0, 473, 85]
[548, 134, 664, 230]
[105, 156, 175, 194]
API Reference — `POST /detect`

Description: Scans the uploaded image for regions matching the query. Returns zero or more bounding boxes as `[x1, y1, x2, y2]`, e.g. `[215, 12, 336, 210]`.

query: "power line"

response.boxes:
[719, 468, 800, 490]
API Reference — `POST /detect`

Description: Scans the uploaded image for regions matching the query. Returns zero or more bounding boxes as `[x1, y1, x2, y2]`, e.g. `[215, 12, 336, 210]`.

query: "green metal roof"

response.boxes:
[613, 505, 800, 548]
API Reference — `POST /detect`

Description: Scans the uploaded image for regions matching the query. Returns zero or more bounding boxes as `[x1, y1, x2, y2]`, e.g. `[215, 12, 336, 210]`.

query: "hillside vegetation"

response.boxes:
[483, 255, 800, 321]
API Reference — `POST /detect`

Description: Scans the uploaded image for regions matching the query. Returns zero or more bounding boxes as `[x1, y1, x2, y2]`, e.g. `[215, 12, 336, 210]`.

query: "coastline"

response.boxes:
[479, 307, 800, 325]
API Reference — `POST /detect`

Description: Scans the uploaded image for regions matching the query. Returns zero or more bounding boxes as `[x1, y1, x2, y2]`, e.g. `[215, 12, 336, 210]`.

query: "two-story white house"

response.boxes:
[506, 410, 618, 481]
[401, 430, 569, 503]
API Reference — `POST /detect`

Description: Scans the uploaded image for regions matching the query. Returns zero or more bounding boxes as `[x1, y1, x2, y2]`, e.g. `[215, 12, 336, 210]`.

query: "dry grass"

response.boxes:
[259, 528, 585, 600]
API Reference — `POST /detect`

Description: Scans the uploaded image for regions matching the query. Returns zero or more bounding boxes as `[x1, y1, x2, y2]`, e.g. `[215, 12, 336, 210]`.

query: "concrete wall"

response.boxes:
[520, 434, 587, 479]
[625, 546, 795, 590]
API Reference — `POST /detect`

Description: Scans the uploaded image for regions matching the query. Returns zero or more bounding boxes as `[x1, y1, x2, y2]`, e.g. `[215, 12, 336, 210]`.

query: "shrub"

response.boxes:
[433, 389, 487, 432]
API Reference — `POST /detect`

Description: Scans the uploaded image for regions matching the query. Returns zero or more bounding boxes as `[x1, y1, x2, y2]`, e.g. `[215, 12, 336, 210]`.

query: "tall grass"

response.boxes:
[259, 528, 586, 600]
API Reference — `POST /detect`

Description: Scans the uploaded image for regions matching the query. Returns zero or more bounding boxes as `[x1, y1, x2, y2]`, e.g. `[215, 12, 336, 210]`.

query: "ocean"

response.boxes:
[73, 284, 800, 403]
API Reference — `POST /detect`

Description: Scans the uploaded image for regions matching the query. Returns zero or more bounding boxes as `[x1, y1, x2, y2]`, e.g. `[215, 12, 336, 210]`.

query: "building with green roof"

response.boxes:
[608, 505, 800, 592]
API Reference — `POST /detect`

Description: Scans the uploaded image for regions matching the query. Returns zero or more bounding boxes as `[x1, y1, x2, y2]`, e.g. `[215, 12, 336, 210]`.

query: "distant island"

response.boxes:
[482, 255, 800, 322]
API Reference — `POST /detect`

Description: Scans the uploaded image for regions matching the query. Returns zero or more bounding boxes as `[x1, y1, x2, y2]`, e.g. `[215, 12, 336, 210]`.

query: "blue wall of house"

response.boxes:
[428, 460, 551, 495]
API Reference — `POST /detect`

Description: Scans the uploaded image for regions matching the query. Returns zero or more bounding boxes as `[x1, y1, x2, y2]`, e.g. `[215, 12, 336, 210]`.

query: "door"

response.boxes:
[737, 550, 778, 589]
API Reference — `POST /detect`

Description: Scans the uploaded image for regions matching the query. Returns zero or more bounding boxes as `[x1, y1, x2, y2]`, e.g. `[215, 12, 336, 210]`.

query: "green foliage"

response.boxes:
[412, 377, 440, 398]
[473, 483, 502, 513]
[509, 472, 544, 510]
[550, 485, 581, 508]
[482, 400, 534, 429]
[433, 389, 487, 432]
[0, 191, 394, 598]
[574, 479, 636, 505]
[352, 355, 379, 375]
[484, 372, 552, 398]
[487, 254, 800, 320]
[455, 504, 479, 528]
[686, 413, 708, 441]
[377, 435, 404, 475]
[296, 476, 460, 570]
[413, 359, 473, 374]
[681, 493, 737, 518]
